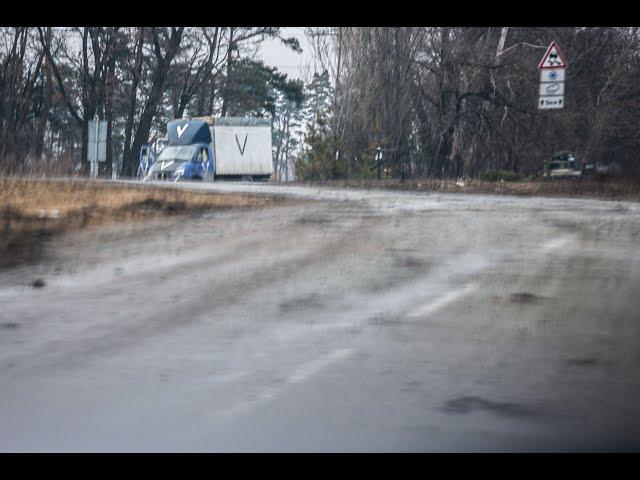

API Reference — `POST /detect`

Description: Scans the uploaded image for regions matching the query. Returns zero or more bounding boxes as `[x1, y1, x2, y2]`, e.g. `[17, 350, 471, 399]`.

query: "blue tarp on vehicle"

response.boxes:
[167, 119, 212, 146]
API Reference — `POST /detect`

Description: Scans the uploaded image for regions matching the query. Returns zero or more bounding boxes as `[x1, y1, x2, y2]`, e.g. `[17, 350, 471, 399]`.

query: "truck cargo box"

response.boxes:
[196, 116, 273, 177]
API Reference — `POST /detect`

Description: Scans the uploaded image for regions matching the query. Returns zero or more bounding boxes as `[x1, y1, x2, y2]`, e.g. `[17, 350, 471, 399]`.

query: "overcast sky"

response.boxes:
[62, 27, 317, 83]
[256, 27, 317, 82]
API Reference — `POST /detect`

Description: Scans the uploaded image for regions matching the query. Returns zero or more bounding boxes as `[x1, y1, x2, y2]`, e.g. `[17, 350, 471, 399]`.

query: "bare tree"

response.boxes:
[123, 27, 184, 176]
[38, 27, 120, 173]
[305, 27, 640, 181]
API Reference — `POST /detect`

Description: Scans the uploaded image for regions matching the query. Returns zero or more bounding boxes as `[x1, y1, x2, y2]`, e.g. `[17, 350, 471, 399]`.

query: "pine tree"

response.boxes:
[295, 69, 348, 180]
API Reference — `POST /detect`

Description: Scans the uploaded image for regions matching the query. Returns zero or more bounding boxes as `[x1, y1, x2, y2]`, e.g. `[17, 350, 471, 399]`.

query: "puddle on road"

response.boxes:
[510, 292, 546, 304]
[393, 255, 430, 270]
[442, 396, 537, 418]
[1, 322, 21, 330]
[368, 315, 407, 327]
[293, 215, 333, 225]
[279, 293, 327, 313]
[565, 357, 600, 367]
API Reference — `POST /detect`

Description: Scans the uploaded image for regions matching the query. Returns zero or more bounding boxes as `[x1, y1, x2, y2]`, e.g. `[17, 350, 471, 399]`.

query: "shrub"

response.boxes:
[296, 116, 349, 181]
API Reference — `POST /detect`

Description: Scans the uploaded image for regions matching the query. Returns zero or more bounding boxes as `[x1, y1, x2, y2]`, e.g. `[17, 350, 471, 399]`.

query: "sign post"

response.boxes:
[87, 116, 107, 179]
[538, 41, 567, 110]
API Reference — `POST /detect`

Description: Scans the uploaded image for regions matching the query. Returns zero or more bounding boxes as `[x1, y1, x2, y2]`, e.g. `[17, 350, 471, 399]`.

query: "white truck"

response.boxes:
[144, 116, 273, 182]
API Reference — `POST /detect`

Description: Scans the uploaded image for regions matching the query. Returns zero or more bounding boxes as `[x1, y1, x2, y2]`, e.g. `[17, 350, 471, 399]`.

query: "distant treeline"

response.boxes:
[3, 27, 640, 181]
[0, 27, 308, 178]
[298, 27, 640, 181]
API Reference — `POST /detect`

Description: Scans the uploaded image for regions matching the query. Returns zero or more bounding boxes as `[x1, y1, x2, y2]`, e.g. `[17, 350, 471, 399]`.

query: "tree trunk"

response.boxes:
[221, 28, 234, 117]
[129, 79, 166, 176]
[127, 27, 184, 177]
[101, 28, 118, 177]
[122, 28, 145, 176]
[170, 84, 180, 118]
[35, 27, 52, 159]
[206, 77, 216, 116]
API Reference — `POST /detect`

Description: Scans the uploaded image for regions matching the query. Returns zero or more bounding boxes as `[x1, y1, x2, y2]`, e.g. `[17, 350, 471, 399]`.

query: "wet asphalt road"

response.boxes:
[1, 182, 640, 451]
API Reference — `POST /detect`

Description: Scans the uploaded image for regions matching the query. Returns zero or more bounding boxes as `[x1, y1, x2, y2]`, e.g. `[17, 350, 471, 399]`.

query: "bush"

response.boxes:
[479, 170, 521, 182]
[296, 116, 349, 181]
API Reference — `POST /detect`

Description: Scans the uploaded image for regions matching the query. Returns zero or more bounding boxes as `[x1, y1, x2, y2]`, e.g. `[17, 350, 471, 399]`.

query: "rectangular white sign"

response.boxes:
[538, 96, 564, 109]
[540, 69, 565, 83]
[539, 81, 565, 97]
[87, 120, 108, 163]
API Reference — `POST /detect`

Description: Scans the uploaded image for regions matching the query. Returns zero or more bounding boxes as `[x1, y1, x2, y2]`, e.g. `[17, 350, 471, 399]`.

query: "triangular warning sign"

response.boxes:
[538, 41, 567, 69]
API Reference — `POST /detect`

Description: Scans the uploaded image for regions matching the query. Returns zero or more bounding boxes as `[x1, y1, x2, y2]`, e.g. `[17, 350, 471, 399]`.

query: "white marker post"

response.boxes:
[538, 41, 567, 110]
[375, 146, 382, 180]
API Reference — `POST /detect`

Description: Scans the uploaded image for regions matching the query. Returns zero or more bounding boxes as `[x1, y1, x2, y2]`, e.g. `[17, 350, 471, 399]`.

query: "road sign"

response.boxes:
[538, 41, 567, 69]
[87, 120, 107, 163]
[539, 81, 565, 97]
[540, 68, 565, 83]
[538, 42, 566, 110]
[88, 118, 107, 179]
[539, 96, 564, 109]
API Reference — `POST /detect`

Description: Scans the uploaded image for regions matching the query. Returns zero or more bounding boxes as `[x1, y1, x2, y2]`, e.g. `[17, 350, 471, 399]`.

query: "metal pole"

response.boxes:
[88, 121, 93, 179]
[91, 114, 99, 179]
[112, 127, 117, 180]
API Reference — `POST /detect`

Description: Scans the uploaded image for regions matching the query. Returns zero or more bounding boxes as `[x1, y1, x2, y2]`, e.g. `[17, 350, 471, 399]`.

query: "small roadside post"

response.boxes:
[538, 41, 567, 110]
[375, 146, 382, 180]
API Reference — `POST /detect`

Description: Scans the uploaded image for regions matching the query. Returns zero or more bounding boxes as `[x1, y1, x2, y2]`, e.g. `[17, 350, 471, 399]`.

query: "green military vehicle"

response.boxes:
[543, 151, 591, 178]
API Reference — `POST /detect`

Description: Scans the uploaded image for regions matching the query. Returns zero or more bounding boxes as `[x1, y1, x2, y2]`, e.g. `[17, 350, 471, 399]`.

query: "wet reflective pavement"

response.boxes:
[1, 183, 640, 451]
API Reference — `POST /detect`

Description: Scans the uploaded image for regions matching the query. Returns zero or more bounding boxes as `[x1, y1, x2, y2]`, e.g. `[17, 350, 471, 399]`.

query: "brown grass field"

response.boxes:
[0, 179, 281, 269]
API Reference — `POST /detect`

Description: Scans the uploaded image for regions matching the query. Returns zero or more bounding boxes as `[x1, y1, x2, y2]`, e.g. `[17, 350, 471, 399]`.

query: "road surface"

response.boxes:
[1, 182, 640, 451]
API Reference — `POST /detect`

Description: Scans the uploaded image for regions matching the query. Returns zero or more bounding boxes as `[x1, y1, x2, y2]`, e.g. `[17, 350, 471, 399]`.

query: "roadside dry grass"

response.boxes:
[305, 178, 640, 201]
[1, 179, 281, 268]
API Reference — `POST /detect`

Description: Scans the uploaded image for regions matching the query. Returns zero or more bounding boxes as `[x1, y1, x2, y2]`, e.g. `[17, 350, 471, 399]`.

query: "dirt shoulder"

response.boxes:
[1, 178, 285, 269]
[298, 178, 640, 202]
